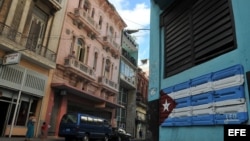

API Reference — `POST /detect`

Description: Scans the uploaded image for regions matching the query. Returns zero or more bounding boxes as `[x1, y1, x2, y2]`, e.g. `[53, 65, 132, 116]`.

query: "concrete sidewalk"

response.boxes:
[0, 136, 64, 141]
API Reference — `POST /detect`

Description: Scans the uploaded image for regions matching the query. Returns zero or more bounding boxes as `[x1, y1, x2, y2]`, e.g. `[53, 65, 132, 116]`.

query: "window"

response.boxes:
[83, 0, 90, 13]
[103, 120, 110, 127]
[16, 101, 29, 125]
[78, 0, 81, 8]
[99, 16, 103, 29]
[61, 114, 77, 124]
[118, 88, 128, 106]
[77, 38, 85, 62]
[161, 0, 236, 78]
[104, 59, 111, 78]
[8, 99, 37, 126]
[106, 23, 109, 34]
[111, 64, 114, 79]
[26, 7, 48, 51]
[91, 8, 95, 18]
[80, 116, 88, 123]
[117, 88, 128, 123]
[93, 52, 98, 70]
[109, 26, 114, 40]
[120, 60, 135, 79]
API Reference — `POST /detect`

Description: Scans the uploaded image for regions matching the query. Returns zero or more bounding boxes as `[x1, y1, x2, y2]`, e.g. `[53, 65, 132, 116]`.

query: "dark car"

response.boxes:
[58, 113, 111, 141]
[110, 128, 132, 141]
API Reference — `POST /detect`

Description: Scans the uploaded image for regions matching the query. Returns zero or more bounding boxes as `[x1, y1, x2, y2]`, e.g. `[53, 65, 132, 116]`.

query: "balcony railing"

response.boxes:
[74, 8, 100, 33]
[98, 76, 118, 91]
[122, 49, 137, 66]
[0, 22, 57, 62]
[103, 36, 120, 50]
[48, 0, 62, 10]
[120, 73, 136, 86]
[64, 57, 95, 79]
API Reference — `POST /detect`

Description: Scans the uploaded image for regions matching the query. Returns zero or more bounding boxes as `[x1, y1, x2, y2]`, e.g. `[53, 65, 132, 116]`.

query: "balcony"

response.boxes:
[68, 8, 100, 36]
[120, 74, 136, 89]
[48, 0, 62, 11]
[98, 76, 119, 91]
[102, 36, 120, 55]
[122, 48, 137, 66]
[64, 57, 95, 80]
[0, 22, 56, 69]
[136, 92, 147, 108]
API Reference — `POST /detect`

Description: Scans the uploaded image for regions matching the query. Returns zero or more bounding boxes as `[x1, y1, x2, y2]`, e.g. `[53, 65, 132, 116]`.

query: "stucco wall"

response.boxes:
[149, 0, 250, 141]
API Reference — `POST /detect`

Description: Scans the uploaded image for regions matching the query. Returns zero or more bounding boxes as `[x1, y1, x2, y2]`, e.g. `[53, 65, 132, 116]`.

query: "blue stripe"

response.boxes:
[191, 92, 213, 106]
[212, 64, 244, 81]
[190, 73, 212, 87]
[163, 112, 247, 126]
[214, 86, 244, 102]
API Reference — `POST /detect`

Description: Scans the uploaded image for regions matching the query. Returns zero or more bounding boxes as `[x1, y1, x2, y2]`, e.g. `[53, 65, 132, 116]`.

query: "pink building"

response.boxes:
[47, 0, 126, 136]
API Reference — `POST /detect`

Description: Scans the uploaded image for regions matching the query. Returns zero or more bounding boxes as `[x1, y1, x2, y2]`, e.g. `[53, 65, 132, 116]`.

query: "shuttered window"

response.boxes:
[161, 0, 236, 78]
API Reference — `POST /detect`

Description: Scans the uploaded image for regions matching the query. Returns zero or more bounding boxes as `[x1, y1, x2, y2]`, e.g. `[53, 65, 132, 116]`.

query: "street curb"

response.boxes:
[0, 137, 145, 141]
[0, 137, 64, 141]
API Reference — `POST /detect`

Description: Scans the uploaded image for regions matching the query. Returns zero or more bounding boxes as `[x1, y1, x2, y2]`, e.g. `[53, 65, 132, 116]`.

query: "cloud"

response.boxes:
[108, 0, 151, 60]
[109, 0, 150, 29]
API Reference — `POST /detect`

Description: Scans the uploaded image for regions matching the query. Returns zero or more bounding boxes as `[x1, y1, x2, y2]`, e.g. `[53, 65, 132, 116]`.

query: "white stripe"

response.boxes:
[193, 107, 214, 115]
[172, 98, 245, 113]
[191, 82, 213, 95]
[212, 75, 244, 90]
[169, 74, 244, 99]
[215, 103, 247, 113]
[167, 102, 247, 120]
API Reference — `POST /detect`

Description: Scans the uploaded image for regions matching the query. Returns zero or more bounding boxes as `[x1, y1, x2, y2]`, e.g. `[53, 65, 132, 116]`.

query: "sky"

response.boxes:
[108, 0, 151, 64]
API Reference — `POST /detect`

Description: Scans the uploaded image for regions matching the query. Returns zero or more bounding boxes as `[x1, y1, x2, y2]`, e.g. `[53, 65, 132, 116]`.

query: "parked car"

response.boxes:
[58, 113, 112, 141]
[110, 128, 132, 141]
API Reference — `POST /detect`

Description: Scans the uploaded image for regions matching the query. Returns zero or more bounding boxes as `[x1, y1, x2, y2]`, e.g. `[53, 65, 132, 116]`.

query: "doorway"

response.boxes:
[0, 101, 9, 136]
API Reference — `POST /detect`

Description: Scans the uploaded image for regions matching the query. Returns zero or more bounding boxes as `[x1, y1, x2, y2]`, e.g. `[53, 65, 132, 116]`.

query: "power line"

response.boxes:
[123, 17, 150, 28]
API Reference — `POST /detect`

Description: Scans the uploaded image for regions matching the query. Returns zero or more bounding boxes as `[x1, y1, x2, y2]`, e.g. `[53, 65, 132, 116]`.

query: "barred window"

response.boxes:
[161, 0, 237, 78]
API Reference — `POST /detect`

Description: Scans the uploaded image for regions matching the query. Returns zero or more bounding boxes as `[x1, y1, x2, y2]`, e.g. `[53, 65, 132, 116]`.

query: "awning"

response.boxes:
[51, 83, 124, 108]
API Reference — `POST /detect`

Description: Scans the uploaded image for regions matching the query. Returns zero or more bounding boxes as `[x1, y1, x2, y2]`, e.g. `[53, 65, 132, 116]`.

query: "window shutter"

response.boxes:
[161, 0, 236, 78]
[192, 0, 236, 64]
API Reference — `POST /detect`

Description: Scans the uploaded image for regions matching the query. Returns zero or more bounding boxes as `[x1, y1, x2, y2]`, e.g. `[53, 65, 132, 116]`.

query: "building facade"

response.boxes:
[135, 68, 148, 139]
[118, 31, 138, 137]
[48, 0, 126, 136]
[0, 0, 66, 137]
[149, 0, 250, 141]
[139, 59, 149, 78]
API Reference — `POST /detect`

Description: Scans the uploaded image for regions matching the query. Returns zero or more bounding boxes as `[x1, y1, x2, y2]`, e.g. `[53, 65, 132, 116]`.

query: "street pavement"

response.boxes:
[0, 136, 64, 141]
[0, 136, 145, 141]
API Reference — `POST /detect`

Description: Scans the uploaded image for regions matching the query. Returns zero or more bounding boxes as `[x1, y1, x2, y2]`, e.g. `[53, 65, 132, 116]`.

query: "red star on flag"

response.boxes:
[159, 90, 177, 124]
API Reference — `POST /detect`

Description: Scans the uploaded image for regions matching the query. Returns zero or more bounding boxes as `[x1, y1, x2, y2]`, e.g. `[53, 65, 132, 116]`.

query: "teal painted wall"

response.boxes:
[149, 0, 250, 141]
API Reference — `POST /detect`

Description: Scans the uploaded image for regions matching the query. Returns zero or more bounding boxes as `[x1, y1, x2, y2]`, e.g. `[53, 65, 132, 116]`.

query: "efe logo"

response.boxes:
[228, 129, 246, 136]
[224, 125, 249, 141]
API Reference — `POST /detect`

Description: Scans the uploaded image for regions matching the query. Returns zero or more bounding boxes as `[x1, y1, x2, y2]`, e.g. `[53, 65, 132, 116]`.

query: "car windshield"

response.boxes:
[61, 114, 77, 124]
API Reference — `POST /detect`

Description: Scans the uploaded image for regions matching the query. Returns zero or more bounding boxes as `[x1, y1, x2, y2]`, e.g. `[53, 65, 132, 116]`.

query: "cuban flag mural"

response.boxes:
[160, 64, 248, 126]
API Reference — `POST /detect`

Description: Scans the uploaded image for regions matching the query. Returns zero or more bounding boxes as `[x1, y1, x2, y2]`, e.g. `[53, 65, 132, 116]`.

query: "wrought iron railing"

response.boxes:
[122, 48, 137, 66]
[0, 22, 57, 62]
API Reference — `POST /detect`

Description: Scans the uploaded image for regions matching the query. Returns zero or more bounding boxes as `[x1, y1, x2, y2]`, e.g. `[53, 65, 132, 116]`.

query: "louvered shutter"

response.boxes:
[161, 0, 236, 78]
